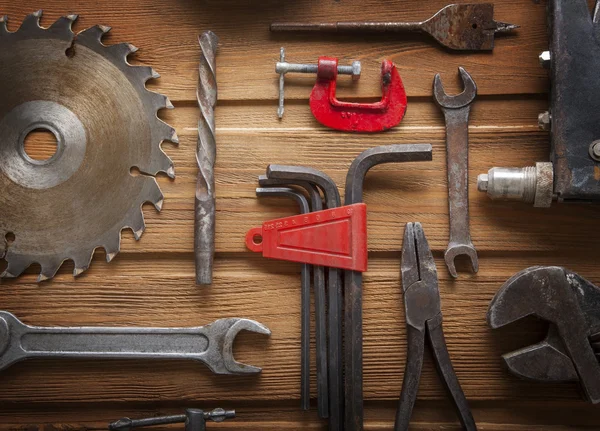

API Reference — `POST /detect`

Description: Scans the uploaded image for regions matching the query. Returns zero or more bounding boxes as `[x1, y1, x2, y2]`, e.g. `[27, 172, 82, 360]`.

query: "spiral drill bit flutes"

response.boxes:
[195, 31, 219, 285]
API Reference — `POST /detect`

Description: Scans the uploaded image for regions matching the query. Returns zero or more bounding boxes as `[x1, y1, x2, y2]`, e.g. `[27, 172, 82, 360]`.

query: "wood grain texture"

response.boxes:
[1, 0, 599, 429]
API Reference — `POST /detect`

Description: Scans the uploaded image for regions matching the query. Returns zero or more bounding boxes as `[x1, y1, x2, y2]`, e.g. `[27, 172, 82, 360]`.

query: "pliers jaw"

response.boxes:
[397, 223, 476, 431]
[401, 222, 441, 330]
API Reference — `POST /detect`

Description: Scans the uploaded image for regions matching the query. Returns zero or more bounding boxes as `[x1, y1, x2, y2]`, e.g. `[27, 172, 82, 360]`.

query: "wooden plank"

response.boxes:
[1, 0, 548, 101]
[0, 254, 596, 404]
[0, 400, 598, 430]
[2, 0, 599, 428]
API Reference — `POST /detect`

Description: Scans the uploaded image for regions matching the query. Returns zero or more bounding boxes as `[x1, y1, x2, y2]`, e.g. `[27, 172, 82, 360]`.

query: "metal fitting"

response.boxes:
[477, 162, 554, 207]
[589, 140, 600, 162]
[539, 51, 551, 69]
[538, 111, 551, 131]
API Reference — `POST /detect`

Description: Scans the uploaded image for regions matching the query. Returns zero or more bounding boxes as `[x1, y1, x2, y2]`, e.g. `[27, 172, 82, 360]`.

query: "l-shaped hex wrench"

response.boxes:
[266, 166, 343, 430]
[344, 144, 433, 431]
[0, 312, 270, 375]
[256, 185, 312, 411]
[258, 175, 328, 418]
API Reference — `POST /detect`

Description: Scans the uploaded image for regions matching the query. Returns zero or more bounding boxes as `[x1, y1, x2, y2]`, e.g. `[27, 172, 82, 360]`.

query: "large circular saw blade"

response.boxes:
[0, 11, 178, 281]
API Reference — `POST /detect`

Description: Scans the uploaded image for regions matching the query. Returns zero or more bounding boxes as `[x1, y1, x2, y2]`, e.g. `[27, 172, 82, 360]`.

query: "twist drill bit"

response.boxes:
[195, 31, 219, 285]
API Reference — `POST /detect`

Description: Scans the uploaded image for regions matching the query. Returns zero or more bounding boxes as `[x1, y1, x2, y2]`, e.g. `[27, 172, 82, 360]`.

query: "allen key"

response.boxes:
[256, 185, 312, 411]
[343, 144, 433, 431]
[258, 175, 326, 414]
[266, 165, 344, 431]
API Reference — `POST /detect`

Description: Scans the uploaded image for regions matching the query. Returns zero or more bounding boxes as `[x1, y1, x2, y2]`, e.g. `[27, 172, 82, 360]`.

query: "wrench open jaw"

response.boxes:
[433, 67, 478, 278]
[0, 313, 270, 376]
[433, 67, 477, 109]
[487, 266, 600, 403]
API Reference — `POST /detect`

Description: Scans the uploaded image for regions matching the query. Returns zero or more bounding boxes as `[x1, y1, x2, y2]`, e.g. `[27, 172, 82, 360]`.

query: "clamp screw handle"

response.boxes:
[275, 47, 361, 118]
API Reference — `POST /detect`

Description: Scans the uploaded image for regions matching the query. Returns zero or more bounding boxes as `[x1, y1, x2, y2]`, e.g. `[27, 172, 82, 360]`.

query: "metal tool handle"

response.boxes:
[427, 318, 477, 431]
[0, 312, 211, 370]
[394, 325, 425, 431]
[444, 106, 472, 246]
[271, 22, 423, 33]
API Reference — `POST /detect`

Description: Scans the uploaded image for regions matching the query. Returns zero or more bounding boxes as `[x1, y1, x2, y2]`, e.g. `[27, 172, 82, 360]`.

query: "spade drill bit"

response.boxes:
[196, 31, 219, 285]
[271, 3, 518, 51]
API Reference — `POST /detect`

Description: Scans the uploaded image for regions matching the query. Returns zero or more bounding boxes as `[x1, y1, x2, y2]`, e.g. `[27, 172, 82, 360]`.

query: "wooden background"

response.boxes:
[2, 0, 600, 429]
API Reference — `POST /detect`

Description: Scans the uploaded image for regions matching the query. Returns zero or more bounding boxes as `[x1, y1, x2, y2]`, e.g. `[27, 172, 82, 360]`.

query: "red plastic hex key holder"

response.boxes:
[245, 203, 367, 271]
[310, 57, 407, 133]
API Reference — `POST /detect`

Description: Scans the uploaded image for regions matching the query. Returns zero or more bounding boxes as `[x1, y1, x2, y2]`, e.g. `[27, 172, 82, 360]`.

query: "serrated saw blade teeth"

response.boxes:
[73, 266, 88, 277]
[2, 16, 175, 280]
[49, 15, 78, 33]
[137, 148, 174, 178]
[1, 258, 30, 279]
[0, 16, 8, 34]
[145, 178, 165, 210]
[150, 92, 171, 110]
[151, 68, 161, 79]
[136, 66, 159, 83]
[108, 42, 138, 60]
[38, 258, 63, 281]
[127, 211, 146, 240]
[78, 25, 110, 43]
[72, 252, 94, 277]
[20, 10, 43, 31]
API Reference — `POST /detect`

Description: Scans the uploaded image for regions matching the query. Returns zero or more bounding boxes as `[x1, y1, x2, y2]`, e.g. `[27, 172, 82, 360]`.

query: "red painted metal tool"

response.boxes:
[310, 57, 407, 133]
[245, 203, 367, 271]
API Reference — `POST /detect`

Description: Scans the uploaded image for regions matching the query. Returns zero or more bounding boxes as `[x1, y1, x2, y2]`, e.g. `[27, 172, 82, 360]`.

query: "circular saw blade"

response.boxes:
[0, 11, 178, 281]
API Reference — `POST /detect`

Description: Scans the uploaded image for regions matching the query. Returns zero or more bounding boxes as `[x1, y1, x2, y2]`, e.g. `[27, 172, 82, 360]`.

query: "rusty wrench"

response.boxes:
[433, 67, 478, 278]
[0, 313, 270, 375]
[256, 185, 312, 410]
[344, 144, 433, 431]
[266, 166, 343, 430]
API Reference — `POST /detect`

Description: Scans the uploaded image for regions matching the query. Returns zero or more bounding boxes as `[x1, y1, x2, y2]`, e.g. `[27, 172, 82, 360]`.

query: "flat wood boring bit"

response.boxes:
[195, 31, 218, 285]
[271, 3, 518, 51]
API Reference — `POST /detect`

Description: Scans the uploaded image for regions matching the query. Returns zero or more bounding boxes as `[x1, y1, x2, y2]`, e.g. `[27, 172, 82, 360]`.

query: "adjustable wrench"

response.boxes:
[0, 312, 270, 375]
[433, 67, 478, 278]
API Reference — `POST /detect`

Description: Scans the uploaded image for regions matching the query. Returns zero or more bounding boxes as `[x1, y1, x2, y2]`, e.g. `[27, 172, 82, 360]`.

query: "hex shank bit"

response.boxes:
[195, 30, 219, 285]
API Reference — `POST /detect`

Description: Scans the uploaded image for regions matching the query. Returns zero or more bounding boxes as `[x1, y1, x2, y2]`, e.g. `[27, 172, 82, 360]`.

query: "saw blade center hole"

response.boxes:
[22, 127, 59, 164]
[4, 233, 15, 245]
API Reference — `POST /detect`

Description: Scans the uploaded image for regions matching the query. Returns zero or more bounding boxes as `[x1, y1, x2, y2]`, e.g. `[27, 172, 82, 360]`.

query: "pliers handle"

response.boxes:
[395, 223, 477, 431]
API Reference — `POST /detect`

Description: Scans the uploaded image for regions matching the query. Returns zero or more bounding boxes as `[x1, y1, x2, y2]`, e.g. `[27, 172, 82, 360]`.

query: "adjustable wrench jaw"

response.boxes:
[487, 266, 600, 403]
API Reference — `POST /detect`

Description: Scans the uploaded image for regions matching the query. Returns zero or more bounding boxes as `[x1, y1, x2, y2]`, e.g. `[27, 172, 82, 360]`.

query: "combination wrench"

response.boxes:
[433, 67, 479, 278]
[0, 312, 270, 375]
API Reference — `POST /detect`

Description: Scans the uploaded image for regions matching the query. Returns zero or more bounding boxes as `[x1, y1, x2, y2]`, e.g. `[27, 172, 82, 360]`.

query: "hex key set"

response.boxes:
[2, 1, 600, 429]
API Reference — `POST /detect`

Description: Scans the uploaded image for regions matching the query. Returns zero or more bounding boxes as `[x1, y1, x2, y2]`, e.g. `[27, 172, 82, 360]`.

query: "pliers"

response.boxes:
[395, 222, 477, 431]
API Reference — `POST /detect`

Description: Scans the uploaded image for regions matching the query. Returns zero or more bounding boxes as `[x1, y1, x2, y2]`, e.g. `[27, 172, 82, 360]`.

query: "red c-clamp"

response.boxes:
[310, 57, 407, 133]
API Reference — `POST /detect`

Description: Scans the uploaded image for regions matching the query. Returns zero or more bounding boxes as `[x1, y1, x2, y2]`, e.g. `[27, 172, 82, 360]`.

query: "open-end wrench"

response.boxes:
[0, 312, 270, 375]
[256, 185, 312, 411]
[266, 166, 343, 430]
[433, 67, 478, 278]
[344, 144, 433, 431]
